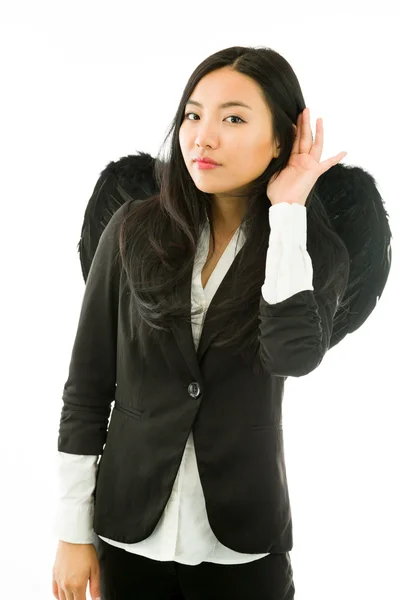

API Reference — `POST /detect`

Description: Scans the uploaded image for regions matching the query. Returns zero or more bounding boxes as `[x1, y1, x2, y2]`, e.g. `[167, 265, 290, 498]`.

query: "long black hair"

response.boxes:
[118, 45, 350, 372]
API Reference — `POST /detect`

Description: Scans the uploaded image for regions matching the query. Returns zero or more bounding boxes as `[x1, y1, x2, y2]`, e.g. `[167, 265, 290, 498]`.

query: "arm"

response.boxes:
[259, 202, 337, 377]
[58, 200, 130, 455]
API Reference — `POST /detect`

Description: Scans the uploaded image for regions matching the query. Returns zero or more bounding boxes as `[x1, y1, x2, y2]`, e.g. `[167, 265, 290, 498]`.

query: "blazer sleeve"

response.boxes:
[58, 200, 130, 455]
[258, 202, 338, 378]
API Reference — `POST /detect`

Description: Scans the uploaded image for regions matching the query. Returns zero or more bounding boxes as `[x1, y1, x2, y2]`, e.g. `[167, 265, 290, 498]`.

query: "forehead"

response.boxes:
[188, 68, 267, 110]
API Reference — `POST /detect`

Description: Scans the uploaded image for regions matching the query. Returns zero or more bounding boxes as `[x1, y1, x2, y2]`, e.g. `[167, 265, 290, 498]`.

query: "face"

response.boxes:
[179, 67, 280, 201]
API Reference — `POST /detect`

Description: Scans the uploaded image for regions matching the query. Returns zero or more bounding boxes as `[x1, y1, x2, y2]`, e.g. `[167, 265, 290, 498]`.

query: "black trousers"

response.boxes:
[94, 535, 295, 600]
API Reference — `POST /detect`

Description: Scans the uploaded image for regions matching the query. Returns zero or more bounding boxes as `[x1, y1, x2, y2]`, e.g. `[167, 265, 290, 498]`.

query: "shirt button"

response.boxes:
[188, 382, 201, 398]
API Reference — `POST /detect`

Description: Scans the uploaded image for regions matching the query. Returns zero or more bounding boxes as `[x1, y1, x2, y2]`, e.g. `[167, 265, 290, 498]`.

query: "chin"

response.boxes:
[192, 182, 226, 194]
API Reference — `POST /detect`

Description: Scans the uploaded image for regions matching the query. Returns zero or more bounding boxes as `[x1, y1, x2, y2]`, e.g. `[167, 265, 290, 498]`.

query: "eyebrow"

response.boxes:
[186, 100, 253, 111]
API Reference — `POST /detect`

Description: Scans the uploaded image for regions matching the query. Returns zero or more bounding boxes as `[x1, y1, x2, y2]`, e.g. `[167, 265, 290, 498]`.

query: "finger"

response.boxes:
[58, 588, 68, 600]
[60, 587, 74, 600]
[52, 578, 60, 599]
[73, 588, 88, 600]
[319, 151, 348, 173]
[291, 113, 302, 155]
[299, 108, 312, 154]
[310, 118, 324, 162]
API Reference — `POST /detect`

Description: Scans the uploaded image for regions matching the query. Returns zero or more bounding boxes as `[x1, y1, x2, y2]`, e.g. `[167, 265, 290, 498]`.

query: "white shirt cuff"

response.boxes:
[54, 452, 99, 544]
[262, 203, 314, 304]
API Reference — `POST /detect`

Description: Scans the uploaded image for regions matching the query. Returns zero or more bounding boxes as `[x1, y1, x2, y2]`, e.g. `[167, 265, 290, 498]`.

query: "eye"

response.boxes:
[184, 112, 245, 124]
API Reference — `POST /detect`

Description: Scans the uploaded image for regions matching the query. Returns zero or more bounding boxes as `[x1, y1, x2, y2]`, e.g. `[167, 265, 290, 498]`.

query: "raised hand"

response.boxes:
[266, 107, 347, 207]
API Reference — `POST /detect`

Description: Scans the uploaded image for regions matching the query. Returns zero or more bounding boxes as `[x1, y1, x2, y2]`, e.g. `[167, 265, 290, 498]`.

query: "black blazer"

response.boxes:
[58, 199, 336, 554]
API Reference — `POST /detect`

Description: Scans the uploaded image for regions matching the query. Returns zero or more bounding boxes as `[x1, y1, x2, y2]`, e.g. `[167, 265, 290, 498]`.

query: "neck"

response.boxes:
[210, 195, 247, 238]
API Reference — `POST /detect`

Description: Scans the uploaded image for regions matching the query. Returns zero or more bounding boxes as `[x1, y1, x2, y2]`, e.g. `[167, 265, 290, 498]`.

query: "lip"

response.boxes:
[195, 161, 220, 170]
[194, 157, 220, 165]
[193, 158, 221, 170]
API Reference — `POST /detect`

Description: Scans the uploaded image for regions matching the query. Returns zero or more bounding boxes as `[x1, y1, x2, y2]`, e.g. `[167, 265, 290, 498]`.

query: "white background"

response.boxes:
[1, 1, 399, 598]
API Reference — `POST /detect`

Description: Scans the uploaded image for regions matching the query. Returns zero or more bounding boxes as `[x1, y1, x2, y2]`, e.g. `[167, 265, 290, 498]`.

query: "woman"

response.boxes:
[52, 45, 354, 599]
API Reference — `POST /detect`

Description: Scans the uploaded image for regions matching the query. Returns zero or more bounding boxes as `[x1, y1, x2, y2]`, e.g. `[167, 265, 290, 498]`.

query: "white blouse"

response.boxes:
[55, 202, 314, 565]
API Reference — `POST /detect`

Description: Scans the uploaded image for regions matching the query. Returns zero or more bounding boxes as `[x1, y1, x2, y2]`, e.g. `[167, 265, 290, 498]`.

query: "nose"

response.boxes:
[195, 134, 216, 150]
[194, 123, 219, 150]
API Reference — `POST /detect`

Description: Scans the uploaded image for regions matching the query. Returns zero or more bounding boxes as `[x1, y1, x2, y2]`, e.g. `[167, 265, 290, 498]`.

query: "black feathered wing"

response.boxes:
[77, 152, 159, 281]
[76, 153, 392, 350]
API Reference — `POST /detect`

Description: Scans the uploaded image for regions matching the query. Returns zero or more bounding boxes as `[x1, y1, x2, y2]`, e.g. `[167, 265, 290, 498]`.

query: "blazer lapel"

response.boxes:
[170, 249, 243, 379]
[197, 250, 242, 363]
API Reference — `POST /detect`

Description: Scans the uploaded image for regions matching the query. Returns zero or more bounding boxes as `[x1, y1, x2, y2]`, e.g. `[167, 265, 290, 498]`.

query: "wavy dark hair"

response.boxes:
[118, 45, 350, 371]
